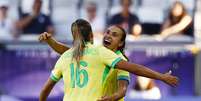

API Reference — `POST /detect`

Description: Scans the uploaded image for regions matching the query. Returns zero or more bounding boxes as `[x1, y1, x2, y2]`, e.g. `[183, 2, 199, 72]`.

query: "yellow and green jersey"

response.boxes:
[50, 43, 123, 101]
[102, 50, 130, 101]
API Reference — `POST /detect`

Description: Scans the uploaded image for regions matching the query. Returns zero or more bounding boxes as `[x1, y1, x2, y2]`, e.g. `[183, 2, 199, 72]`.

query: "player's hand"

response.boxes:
[38, 32, 52, 42]
[97, 95, 113, 101]
[162, 71, 179, 87]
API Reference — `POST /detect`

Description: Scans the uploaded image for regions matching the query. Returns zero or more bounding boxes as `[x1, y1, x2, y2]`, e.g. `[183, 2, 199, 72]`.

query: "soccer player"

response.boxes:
[39, 19, 178, 101]
[39, 25, 130, 101]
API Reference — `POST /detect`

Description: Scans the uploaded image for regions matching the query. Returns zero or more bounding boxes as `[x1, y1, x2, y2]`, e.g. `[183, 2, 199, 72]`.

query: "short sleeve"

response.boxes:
[117, 52, 130, 83]
[50, 56, 64, 82]
[45, 15, 53, 26]
[117, 70, 130, 84]
[98, 46, 122, 69]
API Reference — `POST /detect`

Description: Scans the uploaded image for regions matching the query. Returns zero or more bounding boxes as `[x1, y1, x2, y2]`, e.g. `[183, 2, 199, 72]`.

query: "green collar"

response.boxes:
[115, 50, 121, 55]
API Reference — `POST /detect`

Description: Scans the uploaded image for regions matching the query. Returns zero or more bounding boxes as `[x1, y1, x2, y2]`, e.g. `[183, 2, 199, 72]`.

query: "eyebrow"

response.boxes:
[111, 31, 118, 33]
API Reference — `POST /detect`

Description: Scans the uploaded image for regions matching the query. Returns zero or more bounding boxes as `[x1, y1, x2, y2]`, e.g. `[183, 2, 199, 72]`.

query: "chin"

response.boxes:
[104, 45, 110, 49]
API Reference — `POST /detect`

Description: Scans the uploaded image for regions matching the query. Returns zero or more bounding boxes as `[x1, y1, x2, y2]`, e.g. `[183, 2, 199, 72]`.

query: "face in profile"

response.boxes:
[103, 26, 124, 51]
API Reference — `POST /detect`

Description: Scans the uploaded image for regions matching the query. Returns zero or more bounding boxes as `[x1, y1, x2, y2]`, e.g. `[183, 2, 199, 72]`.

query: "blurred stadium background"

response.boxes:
[0, 0, 201, 101]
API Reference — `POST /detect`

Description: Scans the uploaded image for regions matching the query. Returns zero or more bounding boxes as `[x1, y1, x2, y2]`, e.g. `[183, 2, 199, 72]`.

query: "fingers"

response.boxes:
[38, 32, 51, 42]
[163, 73, 179, 87]
[173, 76, 179, 87]
[169, 76, 179, 87]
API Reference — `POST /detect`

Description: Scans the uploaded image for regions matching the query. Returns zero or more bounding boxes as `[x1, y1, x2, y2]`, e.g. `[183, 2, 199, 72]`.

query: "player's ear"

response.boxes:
[118, 41, 123, 47]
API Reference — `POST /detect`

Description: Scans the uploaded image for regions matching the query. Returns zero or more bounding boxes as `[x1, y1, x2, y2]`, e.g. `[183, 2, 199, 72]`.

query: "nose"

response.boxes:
[106, 33, 112, 39]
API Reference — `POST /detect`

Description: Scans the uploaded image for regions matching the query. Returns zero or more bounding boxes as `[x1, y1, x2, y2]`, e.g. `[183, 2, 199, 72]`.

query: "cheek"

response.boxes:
[113, 39, 122, 47]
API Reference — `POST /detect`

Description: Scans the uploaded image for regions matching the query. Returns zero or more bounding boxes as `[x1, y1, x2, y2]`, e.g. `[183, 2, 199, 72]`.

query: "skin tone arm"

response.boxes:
[16, 16, 55, 34]
[114, 80, 128, 100]
[160, 15, 192, 38]
[38, 32, 70, 54]
[39, 32, 129, 101]
[40, 78, 56, 101]
[116, 60, 178, 87]
[15, 6, 40, 30]
[97, 80, 128, 101]
[15, 15, 35, 30]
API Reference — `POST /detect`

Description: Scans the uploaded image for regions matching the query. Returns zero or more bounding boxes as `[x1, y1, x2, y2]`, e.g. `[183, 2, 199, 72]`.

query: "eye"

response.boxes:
[106, 30, 110, 34]
[112, 32, 117, 37]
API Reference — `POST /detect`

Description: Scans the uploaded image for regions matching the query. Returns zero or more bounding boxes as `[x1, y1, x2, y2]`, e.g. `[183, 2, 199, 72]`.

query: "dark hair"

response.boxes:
[114, 25, 129, 61]
[71, 19, 93, 65]
[169, 1, 187, 25]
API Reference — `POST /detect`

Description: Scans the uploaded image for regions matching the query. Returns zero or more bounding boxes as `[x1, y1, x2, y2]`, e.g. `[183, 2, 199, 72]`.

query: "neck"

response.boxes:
[88, 15, 96, 22]
[121, 11, 129, 17]
[112, 48, 118, 52]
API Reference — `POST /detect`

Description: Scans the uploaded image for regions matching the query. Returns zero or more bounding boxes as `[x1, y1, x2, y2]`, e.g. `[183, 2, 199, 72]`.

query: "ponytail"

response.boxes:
[71, 19, 93, 66]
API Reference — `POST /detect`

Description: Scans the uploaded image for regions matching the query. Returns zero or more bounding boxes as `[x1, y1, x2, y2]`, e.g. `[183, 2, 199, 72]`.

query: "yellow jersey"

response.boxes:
[102, 50, 130, 101]
[50, 43, 123, 101]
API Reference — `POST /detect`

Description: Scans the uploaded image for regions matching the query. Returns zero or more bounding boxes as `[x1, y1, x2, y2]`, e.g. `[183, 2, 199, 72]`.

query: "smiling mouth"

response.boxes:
[103, 39, 111, 46]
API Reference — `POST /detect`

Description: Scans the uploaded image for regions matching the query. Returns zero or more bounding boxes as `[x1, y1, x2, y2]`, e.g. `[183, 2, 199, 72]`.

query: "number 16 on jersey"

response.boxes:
[70, 61, 89, 88]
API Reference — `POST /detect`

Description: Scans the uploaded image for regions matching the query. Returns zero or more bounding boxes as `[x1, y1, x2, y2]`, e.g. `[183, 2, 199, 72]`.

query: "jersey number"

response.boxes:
[70, 61, 88, 88]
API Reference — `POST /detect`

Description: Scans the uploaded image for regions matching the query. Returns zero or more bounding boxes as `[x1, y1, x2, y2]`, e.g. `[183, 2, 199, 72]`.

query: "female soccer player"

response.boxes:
[39, 25, 130, 101]
[39, 19, 178, 101]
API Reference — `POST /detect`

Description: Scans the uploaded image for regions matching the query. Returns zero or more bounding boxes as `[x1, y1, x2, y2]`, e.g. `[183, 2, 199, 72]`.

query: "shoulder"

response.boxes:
[21, 13, 29, 18]
[183, 15, 192, 21]
[96, 45, 110, 51]
[117, 52, 127, 61]
[130, 13, 139, 20]
[94, 45, 105, 53]
[40, 14, 51, 19]
[111, 13, 121, 19]
[60, 48, 73, 58]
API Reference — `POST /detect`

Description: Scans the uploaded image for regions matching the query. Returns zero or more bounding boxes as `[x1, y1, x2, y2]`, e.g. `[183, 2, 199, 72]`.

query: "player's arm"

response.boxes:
[113, 80, 128, 100]
[15, 15, 35, 30]
[99, 46, 178, 87]
[38, 32, 70, 54]
[40, 78, 57, 101]
[113, 62, 129, 100]
[97, 80, 128, 101]
[116, 60, 178, 87]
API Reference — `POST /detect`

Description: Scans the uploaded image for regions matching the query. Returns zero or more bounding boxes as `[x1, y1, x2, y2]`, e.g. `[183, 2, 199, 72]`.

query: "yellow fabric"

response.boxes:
[101, 51, 130, 101]
[51, 43, 122, 101]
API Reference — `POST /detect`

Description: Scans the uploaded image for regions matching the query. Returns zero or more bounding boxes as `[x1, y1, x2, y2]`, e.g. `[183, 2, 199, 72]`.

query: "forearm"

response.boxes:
[161, 25, 183, 37]
[40, 78, 56, 101]
[40, 89, 49, 101]
[112, 80, 128, 100]
[161, 16, 192, 37]
[117, 61, 164, 81]
[16, 16, 35, 29]
[46, 38, 70, 55]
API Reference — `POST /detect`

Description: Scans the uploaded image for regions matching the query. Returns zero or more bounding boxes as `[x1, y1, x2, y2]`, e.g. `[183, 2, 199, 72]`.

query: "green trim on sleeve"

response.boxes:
[117, 75, 130, 84]
[50, 73, 60, 82]
[111, 57, 122, 69]
[102, 65, 111, 84]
